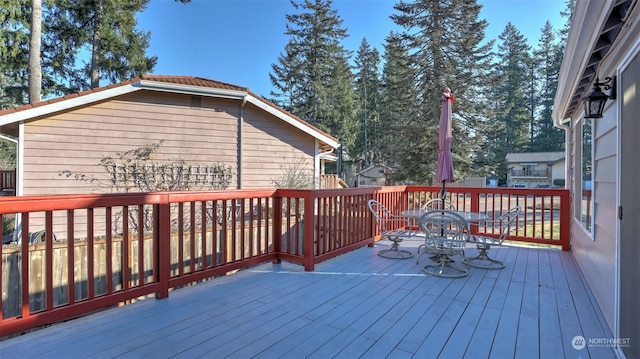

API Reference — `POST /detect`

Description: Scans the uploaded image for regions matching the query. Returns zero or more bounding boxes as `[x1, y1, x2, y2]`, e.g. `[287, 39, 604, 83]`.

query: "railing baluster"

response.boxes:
[87, 208, 95, 299]
[45, 211, 53, 310]
[122, 206, 129, 291]
[106, 207, 113, 296]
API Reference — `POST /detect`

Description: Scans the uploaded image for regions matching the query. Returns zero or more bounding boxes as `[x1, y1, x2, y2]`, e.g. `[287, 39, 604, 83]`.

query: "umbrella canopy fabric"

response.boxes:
[435, 88, 455, 184]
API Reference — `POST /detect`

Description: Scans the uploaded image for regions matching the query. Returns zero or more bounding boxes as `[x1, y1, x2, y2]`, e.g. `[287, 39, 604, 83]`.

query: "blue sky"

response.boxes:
[137, 0, 567, 97]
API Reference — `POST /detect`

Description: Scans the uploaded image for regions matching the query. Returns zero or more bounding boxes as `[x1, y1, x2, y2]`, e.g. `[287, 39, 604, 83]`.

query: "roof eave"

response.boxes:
[553, 0, 636, 125]
[138, 80, 248, 100]
[0, 84, 141, 126]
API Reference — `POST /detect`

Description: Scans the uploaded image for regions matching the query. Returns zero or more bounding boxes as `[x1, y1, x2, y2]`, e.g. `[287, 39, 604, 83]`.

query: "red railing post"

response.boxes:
[156, 194, 170, 299]
[303, 191, 315, 271]
[272, 192, 282, 264]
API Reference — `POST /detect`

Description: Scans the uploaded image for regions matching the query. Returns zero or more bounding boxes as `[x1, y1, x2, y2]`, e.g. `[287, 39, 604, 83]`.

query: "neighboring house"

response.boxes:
[355, 164, 393, 187]
[0, 75, 340, 196]
[552, 1, 639, 358]
[505, 151, 565, 188]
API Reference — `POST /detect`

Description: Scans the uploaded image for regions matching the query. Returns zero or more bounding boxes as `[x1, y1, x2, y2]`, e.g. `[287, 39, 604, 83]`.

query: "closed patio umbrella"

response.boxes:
[435, 87, 455, 205]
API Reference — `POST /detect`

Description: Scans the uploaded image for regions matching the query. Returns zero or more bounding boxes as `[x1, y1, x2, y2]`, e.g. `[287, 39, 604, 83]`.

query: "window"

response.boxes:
[580, 118, 593, 232]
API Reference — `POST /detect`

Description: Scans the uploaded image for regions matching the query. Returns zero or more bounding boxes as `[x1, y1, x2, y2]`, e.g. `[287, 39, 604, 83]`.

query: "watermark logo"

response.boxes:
[572, 336, 586, 350]
[572, 335, 631, 350]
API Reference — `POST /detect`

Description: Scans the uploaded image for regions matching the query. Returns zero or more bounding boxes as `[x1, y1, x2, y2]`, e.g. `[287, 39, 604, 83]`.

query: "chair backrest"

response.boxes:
[368, 199, 391, 221]
[367, 199, 409, 234]
[423, 198, 457, 211]
[495, 206, 521, 242]
[419, 210, 468, 253]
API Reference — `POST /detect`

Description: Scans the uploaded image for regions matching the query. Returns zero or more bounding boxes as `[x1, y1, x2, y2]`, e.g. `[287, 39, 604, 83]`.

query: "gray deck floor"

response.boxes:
[0, 238, 615, 358]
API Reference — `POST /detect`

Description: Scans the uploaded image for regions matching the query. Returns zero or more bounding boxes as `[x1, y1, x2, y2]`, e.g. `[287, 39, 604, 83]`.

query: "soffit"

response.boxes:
[562, 0, 635, 120]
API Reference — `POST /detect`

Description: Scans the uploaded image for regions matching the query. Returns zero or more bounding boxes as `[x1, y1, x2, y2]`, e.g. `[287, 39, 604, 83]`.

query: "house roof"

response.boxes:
[505, 152, 565, 164]
[553, 0, 636, 122]
[0, 75, 339, 150]
[356, 164, 393, 177]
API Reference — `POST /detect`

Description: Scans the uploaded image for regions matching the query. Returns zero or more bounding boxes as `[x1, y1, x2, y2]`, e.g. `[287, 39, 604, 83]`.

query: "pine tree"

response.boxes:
[390, 0, 494, 183]
[496, 23, 531, 153]
[269, 0, 356, 144]
[558, 0, 575, 44]
[0, 0, 30, 108]
[379, 32, 420, 180]
[533, 21, 564, 151]
[1, 1, 159, 98]
[44, 0, 157, 90]
[353, 38, 382, 168]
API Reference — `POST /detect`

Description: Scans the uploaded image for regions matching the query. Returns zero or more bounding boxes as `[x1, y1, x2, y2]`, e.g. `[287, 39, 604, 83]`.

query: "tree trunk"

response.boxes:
[28, 0, 42, 103]
[90, 0, 104, 89]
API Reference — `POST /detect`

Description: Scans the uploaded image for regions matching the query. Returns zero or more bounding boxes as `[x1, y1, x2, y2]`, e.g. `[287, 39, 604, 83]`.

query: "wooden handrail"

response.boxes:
[0, 186, 570, 337]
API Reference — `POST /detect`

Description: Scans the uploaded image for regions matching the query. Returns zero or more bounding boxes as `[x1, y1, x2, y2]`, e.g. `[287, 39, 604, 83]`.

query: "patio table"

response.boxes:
[401, 209, 490, 224]
[403, 209, 492, 265]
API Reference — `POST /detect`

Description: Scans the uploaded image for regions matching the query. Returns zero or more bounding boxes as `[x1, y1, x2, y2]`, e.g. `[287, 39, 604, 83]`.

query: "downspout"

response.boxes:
[554, 119, 571, 190]
[237, 96, 247, 189]
[554, 117, 572, 251]
[316, 148, 335, 189]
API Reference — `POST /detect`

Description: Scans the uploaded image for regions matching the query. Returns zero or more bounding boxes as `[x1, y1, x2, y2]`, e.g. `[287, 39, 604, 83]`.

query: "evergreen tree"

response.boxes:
[0, 0, 30, 108]
[532, 21, 564, 151]
[0, 0, 158, 100]
[495, 23, 531, 149]
[269, 40, 304, 109]
[269, 0, 356, 145]
[379, 32, 419, 179]
[558, 0, 575, 44]
[353, 37, 382, 168]
[390, 0, 494, 184]
[43, 0, 156, 91]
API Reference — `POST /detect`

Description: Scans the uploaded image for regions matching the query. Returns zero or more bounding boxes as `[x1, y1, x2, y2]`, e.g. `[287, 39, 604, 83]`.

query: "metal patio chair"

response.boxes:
[422, 198, 457, 211]
[367, 199, 417, 259]
[418, 210, 469, 278]
[464, 206, 521, 269]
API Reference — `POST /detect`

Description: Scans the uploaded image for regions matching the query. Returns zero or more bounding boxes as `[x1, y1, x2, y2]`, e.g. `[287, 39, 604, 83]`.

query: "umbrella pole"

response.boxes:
[440, 180, 446, 237]
[441, 180, 446, 208]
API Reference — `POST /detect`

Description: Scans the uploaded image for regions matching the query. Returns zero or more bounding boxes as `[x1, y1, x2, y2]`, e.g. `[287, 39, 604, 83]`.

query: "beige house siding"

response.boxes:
[568, 9, 640, 336]
[1, 75, 339, 249]
[554, 2, 640, 345]
[19, 91, 319, 195]
[241, 104, 315, 188]
[570, 116, 617, 330]
[0, 75, 340, 197]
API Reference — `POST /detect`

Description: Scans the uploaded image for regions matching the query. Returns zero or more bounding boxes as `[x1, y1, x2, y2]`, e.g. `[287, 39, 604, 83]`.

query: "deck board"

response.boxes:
[463, 306, 501, 358]
[0, 242, 617, 359]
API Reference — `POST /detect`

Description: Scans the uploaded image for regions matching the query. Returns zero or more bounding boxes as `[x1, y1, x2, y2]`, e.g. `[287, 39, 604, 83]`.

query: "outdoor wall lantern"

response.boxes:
[583, 76, 616, 119]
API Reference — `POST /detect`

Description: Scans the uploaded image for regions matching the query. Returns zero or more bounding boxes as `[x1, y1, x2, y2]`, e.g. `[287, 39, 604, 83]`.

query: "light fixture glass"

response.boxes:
[583, 76, 616, 119]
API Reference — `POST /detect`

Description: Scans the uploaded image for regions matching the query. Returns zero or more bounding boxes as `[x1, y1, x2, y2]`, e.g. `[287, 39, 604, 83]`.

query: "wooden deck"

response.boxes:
[0, 238, 615, 358]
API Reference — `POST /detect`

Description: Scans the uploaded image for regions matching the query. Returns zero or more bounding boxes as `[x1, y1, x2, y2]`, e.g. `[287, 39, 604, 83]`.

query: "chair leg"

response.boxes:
[415, 244, 427, 263]
[416, 244, 440, 264]
[423, 254, 468, 278]
[378, 239, 413, 259]
[462, 245, 505, 269]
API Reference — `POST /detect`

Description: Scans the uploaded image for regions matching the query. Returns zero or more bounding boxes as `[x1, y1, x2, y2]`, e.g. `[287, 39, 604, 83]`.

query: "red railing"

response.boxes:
[405, 186, 570, 249]
[0, 186, 569, 337]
